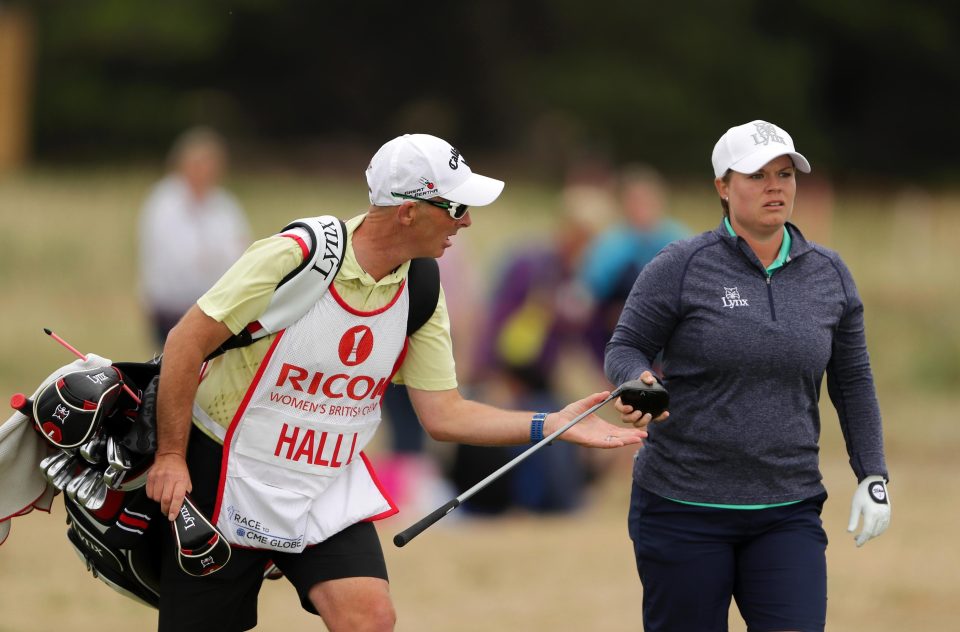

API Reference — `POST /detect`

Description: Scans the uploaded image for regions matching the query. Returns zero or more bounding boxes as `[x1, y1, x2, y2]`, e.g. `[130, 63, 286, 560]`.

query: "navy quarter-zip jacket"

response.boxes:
[605, 221, 888, 504]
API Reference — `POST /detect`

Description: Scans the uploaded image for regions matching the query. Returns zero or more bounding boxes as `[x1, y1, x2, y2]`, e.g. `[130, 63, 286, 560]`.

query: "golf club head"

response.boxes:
[44, 452, 77, 488]
[79, 431, 108, 465]
[51, 459, 78, 491]
[76, 469, 101, 505]
[616, 379, 670, 417]
[40, 450, 70, 475]
[106, 436, 132, 471]
[66, 467, 95, 502]
[101, 464, 128, 490]
[114, 465, 150, 492]
[79, 476, 108, 511]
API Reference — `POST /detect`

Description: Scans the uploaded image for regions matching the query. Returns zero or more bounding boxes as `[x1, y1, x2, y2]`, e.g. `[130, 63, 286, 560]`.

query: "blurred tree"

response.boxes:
[0, 4, 34, 172]
[21, 0, 960, 182]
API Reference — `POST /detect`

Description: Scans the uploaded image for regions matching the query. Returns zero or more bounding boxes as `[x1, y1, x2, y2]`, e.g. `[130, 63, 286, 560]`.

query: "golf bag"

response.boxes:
[14, 359, 164, 606]
[15, 358, 230, 609]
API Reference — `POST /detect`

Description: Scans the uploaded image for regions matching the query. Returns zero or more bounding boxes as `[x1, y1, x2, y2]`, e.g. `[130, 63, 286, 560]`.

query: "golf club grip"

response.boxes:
[393, 498, 460, 547]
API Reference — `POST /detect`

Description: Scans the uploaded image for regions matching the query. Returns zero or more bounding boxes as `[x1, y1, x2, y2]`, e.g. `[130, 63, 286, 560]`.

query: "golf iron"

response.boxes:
[393, 378, 668, 547]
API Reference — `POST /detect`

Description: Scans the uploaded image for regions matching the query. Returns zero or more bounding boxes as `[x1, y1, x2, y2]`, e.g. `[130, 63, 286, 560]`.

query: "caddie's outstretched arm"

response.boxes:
[146, 305, 233, 521]
[407, 387, 647, 448]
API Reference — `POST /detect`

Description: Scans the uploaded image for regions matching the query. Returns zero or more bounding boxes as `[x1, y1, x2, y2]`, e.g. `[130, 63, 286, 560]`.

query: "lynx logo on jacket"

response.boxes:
[722, 287, 749, 309]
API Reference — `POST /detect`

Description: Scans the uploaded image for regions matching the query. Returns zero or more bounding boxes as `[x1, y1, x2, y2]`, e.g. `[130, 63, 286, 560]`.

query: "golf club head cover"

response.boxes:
[617, 379, 670, 417]
[32, 366, 124, 448]
[172, 495, 232, 577]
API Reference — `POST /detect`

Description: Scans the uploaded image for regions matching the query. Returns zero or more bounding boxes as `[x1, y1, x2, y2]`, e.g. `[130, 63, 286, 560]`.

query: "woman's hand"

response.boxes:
[614, 371, 670, 430]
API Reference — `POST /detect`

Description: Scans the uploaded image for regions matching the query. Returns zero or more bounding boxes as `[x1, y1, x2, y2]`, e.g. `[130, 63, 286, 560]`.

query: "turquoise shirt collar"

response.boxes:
[724, 217, 791, 275]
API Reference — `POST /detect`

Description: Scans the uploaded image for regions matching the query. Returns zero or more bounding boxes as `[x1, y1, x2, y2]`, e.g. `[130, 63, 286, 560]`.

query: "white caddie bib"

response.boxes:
[212, 282, 409, 552]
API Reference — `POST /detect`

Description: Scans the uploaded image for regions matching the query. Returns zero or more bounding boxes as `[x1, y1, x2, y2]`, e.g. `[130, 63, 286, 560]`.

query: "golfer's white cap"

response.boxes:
[711, 120, 811, 178]
[366, 133, 505, 207]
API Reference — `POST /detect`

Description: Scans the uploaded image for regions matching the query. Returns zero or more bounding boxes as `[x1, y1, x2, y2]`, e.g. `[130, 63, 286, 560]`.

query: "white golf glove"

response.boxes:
[847, 475, 890, 547]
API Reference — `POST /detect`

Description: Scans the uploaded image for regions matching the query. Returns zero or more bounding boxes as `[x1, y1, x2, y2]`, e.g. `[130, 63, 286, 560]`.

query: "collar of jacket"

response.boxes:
[713, 220, 814, 274]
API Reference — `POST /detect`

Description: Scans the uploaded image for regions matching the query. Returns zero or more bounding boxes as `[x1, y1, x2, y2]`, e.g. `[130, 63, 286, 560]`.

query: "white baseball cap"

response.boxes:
[711, 120, 811, 178]
[366, 133, 505, 207]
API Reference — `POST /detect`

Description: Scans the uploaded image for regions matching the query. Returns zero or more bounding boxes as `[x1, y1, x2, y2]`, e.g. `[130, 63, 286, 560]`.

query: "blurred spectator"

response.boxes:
[578, 164, 688, 364]
[454, 198, 604, 515]
[138, 127, 250, 347]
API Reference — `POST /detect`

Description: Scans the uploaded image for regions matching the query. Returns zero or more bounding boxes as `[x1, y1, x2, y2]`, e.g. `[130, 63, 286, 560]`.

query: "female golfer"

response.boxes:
[605, 120, 891, 631]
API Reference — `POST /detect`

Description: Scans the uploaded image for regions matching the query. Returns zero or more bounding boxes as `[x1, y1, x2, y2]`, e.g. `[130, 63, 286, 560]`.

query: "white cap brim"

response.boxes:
[729, 147, 811, 176]
[442, 172, 505, 207]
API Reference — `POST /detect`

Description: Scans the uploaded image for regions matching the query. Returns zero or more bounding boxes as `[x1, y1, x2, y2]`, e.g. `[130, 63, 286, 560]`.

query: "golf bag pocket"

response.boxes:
[64, 496, 161, 608]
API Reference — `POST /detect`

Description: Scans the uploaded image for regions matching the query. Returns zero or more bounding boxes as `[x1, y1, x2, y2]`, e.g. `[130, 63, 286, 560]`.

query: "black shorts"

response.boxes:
[158, 427, 389, 632]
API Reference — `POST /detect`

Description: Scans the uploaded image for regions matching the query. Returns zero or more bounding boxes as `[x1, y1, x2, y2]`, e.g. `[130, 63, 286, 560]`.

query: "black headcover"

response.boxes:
[32, 366, 124, 448]
[172, 495, 232, 577]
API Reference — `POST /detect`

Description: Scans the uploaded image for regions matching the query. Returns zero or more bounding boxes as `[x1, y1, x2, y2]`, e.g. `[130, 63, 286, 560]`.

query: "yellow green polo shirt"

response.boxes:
[193, 213, 457, 439]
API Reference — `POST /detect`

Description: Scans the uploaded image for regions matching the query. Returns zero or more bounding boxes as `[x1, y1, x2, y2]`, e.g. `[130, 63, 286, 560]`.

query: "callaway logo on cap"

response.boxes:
[366, 133, 504, 207]
[711, 120, 812, 178]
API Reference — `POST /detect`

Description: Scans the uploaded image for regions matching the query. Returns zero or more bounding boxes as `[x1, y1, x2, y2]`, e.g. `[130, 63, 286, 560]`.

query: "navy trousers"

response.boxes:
[628, 484, 828, 632]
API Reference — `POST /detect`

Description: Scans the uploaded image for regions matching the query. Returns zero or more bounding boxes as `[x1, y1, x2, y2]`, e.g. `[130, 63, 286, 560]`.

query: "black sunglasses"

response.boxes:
[391, 193, 469, 220]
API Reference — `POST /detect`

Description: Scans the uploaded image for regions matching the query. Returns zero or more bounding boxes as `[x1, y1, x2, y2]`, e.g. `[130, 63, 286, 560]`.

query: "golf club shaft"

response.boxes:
[44, 327, 142, 404]
[393, 387, 623, 547]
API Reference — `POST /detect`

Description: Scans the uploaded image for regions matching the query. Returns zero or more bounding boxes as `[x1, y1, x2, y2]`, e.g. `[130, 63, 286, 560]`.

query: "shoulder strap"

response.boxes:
[406, 257, 440, 337]
[208, 231, 437, 361]
[207, 216, 346, 360]
[256, 216, 347, 335]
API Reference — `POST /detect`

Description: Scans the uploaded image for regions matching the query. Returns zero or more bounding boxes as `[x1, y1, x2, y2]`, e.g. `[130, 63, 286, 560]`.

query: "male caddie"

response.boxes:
[146, 133, 647, 631]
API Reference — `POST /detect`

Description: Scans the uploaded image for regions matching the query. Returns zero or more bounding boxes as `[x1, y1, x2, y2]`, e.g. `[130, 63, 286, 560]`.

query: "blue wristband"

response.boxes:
[530, 412, 547, 443]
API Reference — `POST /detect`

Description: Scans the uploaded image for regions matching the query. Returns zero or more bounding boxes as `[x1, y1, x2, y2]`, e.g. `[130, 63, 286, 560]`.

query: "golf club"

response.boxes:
[66, 467, 95, 502]
[79, 431, 107, 465]
[40, 450, 69, 476]
[43, 451, 77, 488]
[102, 464, 127, 490]
[393, 379, 664, 547]
[106, 436, 132, 471]
[78, 474, 108, 510]
[51, 459, 77, 491]
[43, 327, 143, 405]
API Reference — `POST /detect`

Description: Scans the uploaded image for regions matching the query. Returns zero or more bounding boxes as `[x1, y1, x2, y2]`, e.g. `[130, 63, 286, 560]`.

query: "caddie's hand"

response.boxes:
[614, 371, 670, 430]
[146, 452, 193, 522]
[551, 390, 648, 449]
[847, 475, 891, 547]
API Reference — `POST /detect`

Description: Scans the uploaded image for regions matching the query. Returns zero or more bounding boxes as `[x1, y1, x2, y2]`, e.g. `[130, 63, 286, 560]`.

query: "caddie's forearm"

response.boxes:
[155, 330, 206, 457]
[155, 377, 197, 457]
[154, 305, 235, 457]
[409, 388, 540, 446]
[438, 402, 537, 446]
